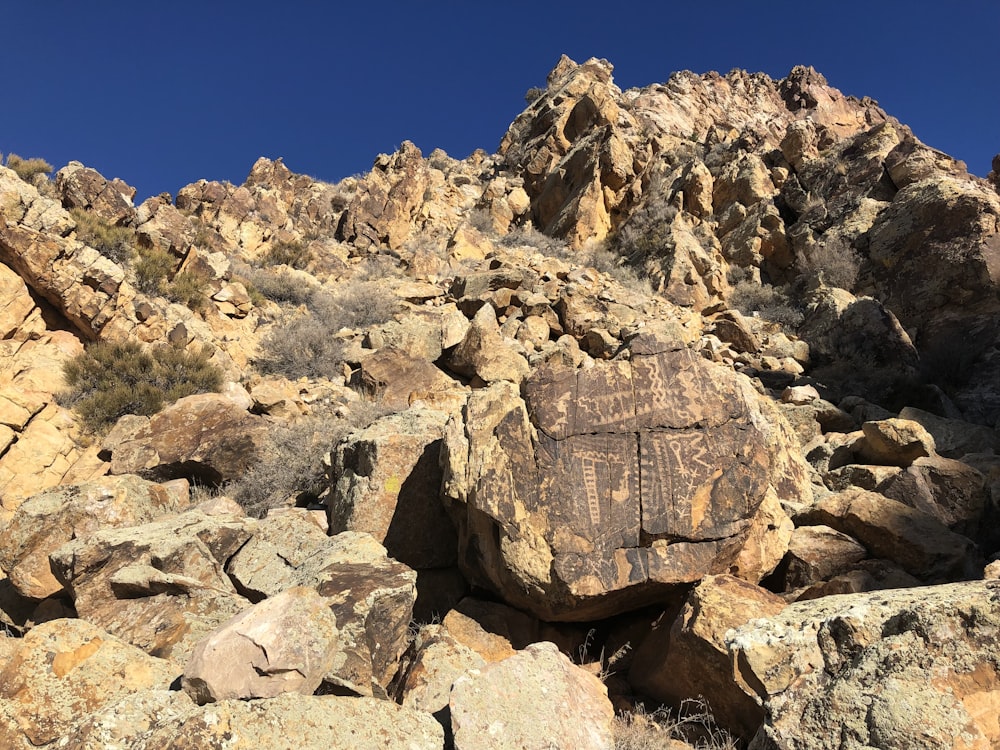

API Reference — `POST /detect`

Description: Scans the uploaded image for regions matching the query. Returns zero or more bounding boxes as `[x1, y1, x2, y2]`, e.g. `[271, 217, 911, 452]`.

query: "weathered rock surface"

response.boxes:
[106, 392, 268, 484]
[393, 623, 486, 718]
[49, 511, 254, 662]
[182, 586, 340, 704]
[0, 474, 189, 600]
[450, 641, 614, 750]
[443, 342, 809, 620]
[797, 488, 981, 581]
[138, 693, 445, 750]
[630, 575, 786, 740]
[0, 618, 176, 748]
[729, 580, 1000, 748]
[227, 522, 416, 697]
[329, 406, 456, 568]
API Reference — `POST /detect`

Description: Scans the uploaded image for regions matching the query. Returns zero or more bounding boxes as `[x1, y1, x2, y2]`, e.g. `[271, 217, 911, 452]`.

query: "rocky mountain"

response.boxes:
[1, 55, 998, 749]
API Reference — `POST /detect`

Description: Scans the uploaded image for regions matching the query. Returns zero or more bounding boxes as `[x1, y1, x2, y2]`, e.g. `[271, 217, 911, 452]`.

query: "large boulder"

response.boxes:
[226, 522, 417, 698]
[137, 693, 444, 750]
[106, 392, 268, 485]
[329, 406, 456, 569]
[729, 580, 1000, 748]
[442, 339, 810, 620]
[182, 586, 340, 704]
[449, 641, 614, 750]
[0, 619, 176, 748]
[0, 474, 190, 600]
[49, 511, 255, 663]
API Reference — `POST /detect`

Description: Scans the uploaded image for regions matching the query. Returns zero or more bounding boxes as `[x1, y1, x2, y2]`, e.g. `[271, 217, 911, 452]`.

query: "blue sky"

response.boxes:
[4, 1, 997, 202]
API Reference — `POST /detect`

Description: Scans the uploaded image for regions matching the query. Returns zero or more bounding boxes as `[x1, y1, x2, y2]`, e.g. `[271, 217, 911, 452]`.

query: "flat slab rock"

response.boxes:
[444, 345, 807, 620]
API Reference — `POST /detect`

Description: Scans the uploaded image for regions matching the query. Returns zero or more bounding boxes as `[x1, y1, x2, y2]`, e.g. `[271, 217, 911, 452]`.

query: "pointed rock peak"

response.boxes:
[545, 54, 614, 89]
[245, 156, 292, 187]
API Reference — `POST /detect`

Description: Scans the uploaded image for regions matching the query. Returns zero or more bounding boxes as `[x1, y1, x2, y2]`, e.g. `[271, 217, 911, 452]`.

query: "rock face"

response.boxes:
[0, 618, 176, 748]
[449, 641, 614, 750]
[106, 393, 268, 485]
[443, 339, 809, 620]
[0, 474, 190, 600]
[182, 586, 340, 704]
[729, 580, 1000, 748]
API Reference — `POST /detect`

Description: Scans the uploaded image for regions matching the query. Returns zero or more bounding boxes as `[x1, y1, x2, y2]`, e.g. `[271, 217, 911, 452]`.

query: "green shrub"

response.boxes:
[166, 270, 211, 311]
[62, 340, 223, 432]
[260, 239, 312, 269]
[133, 246, 177, 294]
[5, 153, 53, 182]
[70, 208, 135, 265]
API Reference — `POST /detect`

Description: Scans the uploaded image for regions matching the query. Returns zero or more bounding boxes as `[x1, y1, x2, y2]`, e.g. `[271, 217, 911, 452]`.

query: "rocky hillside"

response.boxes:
[0, 55, 998, 749]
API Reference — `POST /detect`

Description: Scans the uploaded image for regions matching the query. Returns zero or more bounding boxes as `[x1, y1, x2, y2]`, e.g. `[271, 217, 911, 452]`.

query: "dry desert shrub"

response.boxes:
[70, 207, 134, 265]
[797, 236, 862, 291]
[255, 280, 398, 380]
[613, 700, 739, 750]
[225, 399, 397, 518]
[5, 153, 53, 183]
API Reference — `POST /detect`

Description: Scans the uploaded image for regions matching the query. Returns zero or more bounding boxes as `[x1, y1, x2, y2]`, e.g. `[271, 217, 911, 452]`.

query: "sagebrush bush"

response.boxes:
[255, 280, 398, 380]
[5, 153, 53, 182]
[260, 239, 312, 269]
[612, 700, 738, 750]
[225, 400, 396, 518]
[730, 280, 804, 328]
[62, 340, 223, 432]
[797, 236, 862, 291]
[232, 262, 315, 305]
[70, 208, 134, 265]
[133, 245, 177, 294]
[165, 270, 211, 311]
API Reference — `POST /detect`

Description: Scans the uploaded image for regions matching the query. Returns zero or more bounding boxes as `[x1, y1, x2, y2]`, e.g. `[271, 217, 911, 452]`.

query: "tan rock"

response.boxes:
[630, 575, 786, 740]
[857, 417, 936, 466]
[0, 619, 175, 748]
[450, 641, 614, 750]
[797, 487, 981, 581]
[60, 689, 197, 750]
[898, 406, 1000, 459]
[394, 624, 486, 716]
[448, 303, 530, 384]
[182, 586, 340, 704]
[776, 524, 868, 589]
[729, 580, 1000, 748]
[880, 454, 988, 537]
[49, 512, 255, 663]
[0, 474, 190, 600]
[107, 392, 268, 484]
[443, 344, 809, 620]
[329, 406, 456, 568]
[56, 162, 136, 225]
[138, 693, 444, 750]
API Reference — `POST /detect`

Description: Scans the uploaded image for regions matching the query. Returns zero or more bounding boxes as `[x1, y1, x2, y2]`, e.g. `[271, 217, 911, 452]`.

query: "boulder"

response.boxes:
[629, 575, 786, 740]
[897, 406, 1000, 459]
[182, 586, 340, 704]
[856, 417, 936, 466]
[227, 524, 416, 698]
[49, 511, 255, 663]
[59, 690, 197, 750]
[729, 580, 1000, 748]
[0, 619, 175, 748]
[0, 474, 190, 600]
[55, 162, 136, 225]
[447, 303, 530, 384]
[442, 344, 810, 620]
[796, 488, 981, 582]
[329, 406, 456, 568]
[773, 524, 867, 590]
[138, 693, 444, 750]
[393, 624, 486, 720]
[106, 392, 268, 485]
[879, 454, 988, 538]
[450, 641, 614, 750]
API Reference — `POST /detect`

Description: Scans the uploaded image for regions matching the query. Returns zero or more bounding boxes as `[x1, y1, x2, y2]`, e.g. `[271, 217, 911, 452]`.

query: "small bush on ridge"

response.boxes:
[5, 153, 53, 183]
[62, 340, 223, 432]
[70, 208, 135, 265]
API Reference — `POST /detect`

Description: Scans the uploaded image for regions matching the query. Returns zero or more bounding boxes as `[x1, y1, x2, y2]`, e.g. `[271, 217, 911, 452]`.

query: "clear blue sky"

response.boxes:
[4, 1, 997, 202]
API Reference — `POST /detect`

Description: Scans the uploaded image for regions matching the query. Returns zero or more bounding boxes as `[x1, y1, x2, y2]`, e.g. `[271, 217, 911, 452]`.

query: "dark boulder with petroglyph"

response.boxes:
[442, 335, 810, 620]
